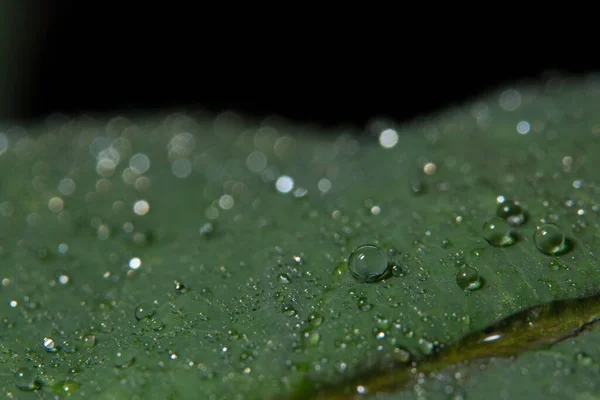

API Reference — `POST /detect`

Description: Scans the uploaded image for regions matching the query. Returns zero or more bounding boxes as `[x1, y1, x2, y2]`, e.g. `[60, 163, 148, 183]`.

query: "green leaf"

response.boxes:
[2, 75, 600, 399]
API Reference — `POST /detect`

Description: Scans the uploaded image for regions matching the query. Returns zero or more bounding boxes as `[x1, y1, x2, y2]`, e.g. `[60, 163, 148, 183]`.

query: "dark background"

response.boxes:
[3, 2, 596, 128]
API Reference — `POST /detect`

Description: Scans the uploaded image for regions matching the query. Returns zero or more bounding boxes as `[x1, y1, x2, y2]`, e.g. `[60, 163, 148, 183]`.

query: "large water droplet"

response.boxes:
[496, 200, 526, 226]
[456, 267, 482, 291]
[534, 223, 567, 255]
[348, 244, 388, 283]
[14, 367, 40, 391]
[482, 217, 515, 247]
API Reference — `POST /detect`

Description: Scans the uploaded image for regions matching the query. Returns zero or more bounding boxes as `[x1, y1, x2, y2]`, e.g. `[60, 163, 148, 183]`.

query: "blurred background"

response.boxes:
[1, 2, 594, 128]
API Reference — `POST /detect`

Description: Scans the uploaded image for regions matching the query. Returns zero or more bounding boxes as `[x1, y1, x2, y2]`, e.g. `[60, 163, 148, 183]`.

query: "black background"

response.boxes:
[17, 2, 597, 129]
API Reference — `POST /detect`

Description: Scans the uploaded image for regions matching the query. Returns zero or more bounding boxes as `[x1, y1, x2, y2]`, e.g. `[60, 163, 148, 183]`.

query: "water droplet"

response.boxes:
[277, 273, 291, 284]
[547, 260, 562, 271]
[576, 352, 594, 366]
[496, 200, 526, 226]
[357, 297, 373, 311]
[51, 381, 80, 395]
[482, 217, 515, 247]
[391, 264, 405, 277]
[128, 257, 142, 270]
[393, 346, 411, 363]
[534, 223, 567, 255]
[43, 337, 58, 352]
[62, 340, 77, 353]
[456, 267, 482, 291]
[441, 239, 452, 248]
[308, 312, 324, 326]
[14, 368, 40, 391]
[332, 262, 347, 276]
[134, 303, 156, 321]
[282, 305, 296, 317]
[348, 244, 388, 283]
[114, 349, 135, 368]
[174, 280, 187, 294]
[304, 330, 321, 345]
[471, 247, 485, 259]
[410, 177, 425, 195]
[199, 222, 213, 237]
[82, 333, 97, 347]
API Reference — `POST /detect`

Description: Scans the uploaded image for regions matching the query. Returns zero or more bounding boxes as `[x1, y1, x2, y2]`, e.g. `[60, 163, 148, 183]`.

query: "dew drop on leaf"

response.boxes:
[534, 223, 567, 255]
[62, 340, 77, 353]
[575, 352, 594, 366]
[348, 244, 388, 282]
[391, 264, 405, 277]
[114, 349, 136, 368]
[43, 337, 58, 352]
[393, 346, 411, 363]
[456, 266, 482, 291]
[277, 273, 291, 284]
[51, 381, 80, 395]
[82, 333, 97, 347]
[134, 303, 156, 321]
[14, 367, 40, 391]
[441, 238, 452, 248]
[496, 199, 526, 226]
[482, 217, 515, 247]
[282, 305, 296, 317]
[357, 297, 373, 311]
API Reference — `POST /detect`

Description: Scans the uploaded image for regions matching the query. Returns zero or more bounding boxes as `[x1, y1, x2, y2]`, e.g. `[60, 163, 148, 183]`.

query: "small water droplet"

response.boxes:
[456, 267, 482, 291]
[496, 200, 526, 226]
[348, 244, 388, 283]
[547, 260, 562, 271]
[174, 280, 187, 293]
[576, 352, 594, 366]
[482, 217, 515, 247]
[306, 331, 321, 345]
[134, 303, 156, 321]
[82, 333, 96, 347]
[410, 177, 425, 195]
[534, 223, 567, 255]
[277, 273, 291, 284]
[357, 296, 373, 311]
[114, 349, 136, 368]
[43, 337, 58, 352]
[282, 305, 296, 317]
[14, 367, 40, 391]
[471, 247, 485, 259]
[51, 381, 80, 395]
[393, 346, 411, 363]
[62, 340, 77, 353]
[332, 262, 347, 276]
[199, 222, 213, 237]
[308, 312, 324, 326]
[391, 264, 405, 277]
[441, 239, 452, 248]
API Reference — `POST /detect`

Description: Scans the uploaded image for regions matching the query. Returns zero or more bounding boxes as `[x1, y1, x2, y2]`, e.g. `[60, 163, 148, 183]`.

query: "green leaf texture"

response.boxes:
[2, 75, 600, 399]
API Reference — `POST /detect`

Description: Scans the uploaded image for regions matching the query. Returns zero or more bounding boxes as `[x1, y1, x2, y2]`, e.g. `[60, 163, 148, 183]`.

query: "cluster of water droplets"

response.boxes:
[482, 198, 568, 256]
